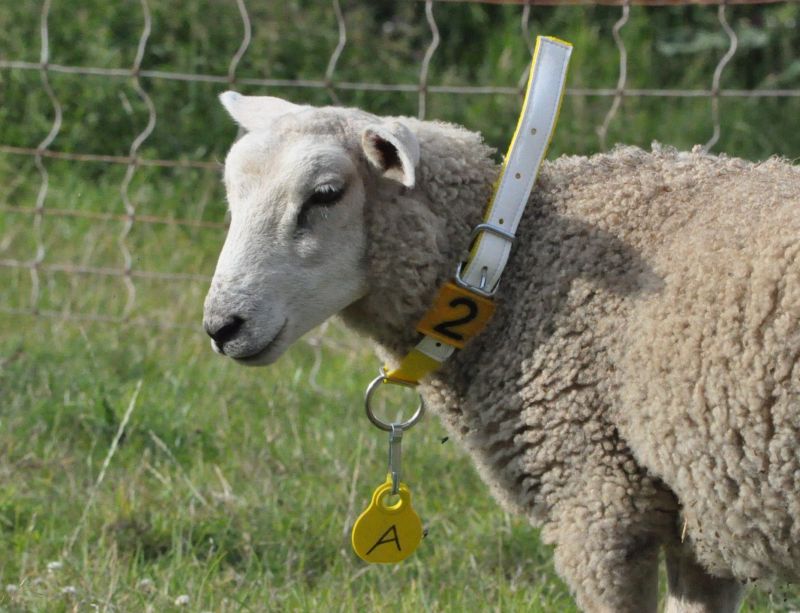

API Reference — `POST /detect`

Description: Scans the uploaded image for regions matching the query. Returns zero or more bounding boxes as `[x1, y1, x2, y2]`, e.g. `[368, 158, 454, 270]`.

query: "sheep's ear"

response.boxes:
[219, 91, 303, 132]
[361, 121, 420, 188]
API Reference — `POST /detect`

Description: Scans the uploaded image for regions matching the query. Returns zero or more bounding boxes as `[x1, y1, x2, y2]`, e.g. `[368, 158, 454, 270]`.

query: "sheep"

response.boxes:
[202, 91, 800, 613]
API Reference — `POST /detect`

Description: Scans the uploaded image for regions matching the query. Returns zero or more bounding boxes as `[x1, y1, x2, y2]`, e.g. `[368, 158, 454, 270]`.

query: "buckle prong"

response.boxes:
[454, 223, 516, 298]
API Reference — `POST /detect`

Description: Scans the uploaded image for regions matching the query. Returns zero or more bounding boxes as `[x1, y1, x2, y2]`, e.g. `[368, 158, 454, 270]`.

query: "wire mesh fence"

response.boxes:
[1, 0, 798, 333]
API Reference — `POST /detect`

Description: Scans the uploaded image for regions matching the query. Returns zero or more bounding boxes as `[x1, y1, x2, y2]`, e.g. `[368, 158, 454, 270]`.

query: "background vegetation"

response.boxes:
[1, 0, 799, 610]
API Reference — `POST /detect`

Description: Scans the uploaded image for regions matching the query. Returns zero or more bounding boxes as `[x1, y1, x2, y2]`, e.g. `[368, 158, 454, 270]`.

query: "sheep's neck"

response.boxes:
[342, 123, 500, 361]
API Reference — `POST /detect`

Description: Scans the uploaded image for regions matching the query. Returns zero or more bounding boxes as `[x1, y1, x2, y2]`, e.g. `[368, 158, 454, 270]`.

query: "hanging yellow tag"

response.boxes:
[351, 475, 423, 564]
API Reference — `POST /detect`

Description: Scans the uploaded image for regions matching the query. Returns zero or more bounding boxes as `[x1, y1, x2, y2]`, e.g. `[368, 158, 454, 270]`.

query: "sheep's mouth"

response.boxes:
[234, 319, 288, 366]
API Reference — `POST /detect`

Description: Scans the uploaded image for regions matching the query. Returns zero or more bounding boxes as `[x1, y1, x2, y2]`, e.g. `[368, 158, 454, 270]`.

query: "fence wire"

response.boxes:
[1, 0, 798, 332]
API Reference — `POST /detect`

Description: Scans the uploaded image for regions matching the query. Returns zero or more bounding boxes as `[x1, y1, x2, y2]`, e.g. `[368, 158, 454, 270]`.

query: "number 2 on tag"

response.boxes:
[416, 281, 495, 349]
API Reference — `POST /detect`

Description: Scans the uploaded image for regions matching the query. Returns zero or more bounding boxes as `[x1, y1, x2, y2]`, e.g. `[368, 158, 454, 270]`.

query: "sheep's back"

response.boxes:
[598, 152, 800, 582]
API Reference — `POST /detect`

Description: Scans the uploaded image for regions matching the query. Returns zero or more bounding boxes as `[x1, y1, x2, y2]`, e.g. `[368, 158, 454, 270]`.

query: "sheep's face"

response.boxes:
[203, 93, 419, 366]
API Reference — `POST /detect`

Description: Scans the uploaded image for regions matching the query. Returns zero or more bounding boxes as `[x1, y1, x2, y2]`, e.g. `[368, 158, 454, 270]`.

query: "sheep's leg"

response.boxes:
[664, 543, 745, 613]
[552, 518, 661, 613]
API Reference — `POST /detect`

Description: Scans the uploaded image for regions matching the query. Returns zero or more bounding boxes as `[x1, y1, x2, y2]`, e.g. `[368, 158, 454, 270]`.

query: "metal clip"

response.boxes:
[364, 369, 425, 495]
[388, 424, 403, 495]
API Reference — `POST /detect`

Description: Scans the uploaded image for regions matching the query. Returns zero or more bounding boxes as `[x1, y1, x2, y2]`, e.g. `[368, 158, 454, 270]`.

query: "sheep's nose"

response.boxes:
[204, 315, 245, 346]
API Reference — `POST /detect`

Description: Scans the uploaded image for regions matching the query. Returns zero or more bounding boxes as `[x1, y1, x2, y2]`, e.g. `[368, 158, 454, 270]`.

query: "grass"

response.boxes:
[0, 316, 577, 612]
[2, 297, 800, 611]
[0, 169, 576, 611]
[1, 176, 800, 612]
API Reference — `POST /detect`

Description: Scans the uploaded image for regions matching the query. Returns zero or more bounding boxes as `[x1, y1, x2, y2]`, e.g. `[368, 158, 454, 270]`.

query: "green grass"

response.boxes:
[0, 316, 577, 612]
[2, 301, 800, 611]
[0, 179, 799, 612]
[0, 163, 578, 611]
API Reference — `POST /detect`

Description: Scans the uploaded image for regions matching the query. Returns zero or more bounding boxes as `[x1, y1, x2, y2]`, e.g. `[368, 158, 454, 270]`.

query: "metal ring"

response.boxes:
[364, 372, 425, 432]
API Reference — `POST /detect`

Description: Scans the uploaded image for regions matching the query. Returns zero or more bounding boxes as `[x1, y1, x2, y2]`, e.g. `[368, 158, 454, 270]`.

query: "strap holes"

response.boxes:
[498, 218, 504, 225]
[514, 172, 521, 179]
[435, 342, 441, 347]
[530, 127, 537, 135]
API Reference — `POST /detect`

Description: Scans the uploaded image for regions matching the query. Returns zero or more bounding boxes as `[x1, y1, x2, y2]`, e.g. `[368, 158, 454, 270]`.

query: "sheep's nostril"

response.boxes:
[205, 315, 245, 346]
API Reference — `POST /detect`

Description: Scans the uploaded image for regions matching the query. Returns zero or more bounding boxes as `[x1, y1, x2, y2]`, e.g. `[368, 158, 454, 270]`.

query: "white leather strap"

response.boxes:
[384, 36, 572, 385]
[460, 36, 572, 294]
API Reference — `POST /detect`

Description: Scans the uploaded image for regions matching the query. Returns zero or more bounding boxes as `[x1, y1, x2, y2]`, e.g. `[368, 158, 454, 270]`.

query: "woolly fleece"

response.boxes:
[339, 117, 800, 611]
[218, 108, 800, 612]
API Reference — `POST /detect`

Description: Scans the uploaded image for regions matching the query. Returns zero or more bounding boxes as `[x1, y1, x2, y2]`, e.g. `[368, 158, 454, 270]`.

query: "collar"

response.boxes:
[378, 36, 573, 388]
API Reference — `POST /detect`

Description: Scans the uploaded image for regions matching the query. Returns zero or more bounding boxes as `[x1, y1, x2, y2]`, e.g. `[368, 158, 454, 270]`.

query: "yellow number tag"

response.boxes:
[415, 281, 495, 349]
[351, 475, 423, 564]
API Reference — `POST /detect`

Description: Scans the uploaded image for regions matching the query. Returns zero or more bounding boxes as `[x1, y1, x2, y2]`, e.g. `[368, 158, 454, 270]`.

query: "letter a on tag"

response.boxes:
[351, 475, 423, 564]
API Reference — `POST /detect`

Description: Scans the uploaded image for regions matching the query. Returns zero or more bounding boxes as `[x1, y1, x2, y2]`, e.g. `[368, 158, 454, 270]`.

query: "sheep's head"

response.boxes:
[203, 92, 420, 365]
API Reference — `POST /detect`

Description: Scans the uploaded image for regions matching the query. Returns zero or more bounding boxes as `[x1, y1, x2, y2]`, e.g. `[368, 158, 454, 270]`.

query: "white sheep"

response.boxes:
[203, 92, 800, 613]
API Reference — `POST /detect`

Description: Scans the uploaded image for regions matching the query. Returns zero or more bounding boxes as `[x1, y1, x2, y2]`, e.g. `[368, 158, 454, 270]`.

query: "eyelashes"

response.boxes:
[306, 184, 345, 206]
[296, 183, 346, 230]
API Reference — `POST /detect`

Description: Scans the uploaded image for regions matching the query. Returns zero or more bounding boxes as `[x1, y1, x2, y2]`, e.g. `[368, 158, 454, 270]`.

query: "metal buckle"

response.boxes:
[454, 262, 494, 297]
[454, 223, 516, 298]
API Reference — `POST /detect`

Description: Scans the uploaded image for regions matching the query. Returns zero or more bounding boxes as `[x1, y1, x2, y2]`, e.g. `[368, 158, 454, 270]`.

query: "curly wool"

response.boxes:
[340, 120, 800, 611]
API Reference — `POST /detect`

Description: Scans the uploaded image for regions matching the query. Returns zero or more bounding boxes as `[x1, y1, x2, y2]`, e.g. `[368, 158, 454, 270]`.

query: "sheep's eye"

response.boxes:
[297, 184, 345, 230]
[306, 184, 345, 206]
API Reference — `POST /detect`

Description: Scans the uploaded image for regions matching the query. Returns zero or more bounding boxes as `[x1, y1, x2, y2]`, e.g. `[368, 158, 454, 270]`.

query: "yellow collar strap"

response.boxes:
[386, 36, 573, 386]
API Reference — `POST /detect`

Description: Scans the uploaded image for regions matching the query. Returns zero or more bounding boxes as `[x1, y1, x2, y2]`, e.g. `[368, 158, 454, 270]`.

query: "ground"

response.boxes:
[1, 308, 800, 610]
[0, 315, 578, 612]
